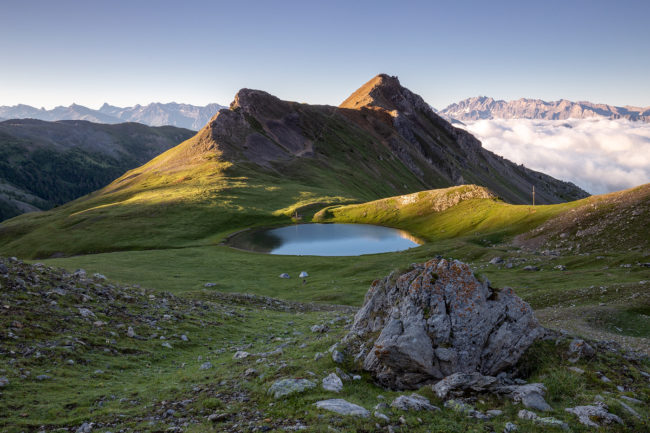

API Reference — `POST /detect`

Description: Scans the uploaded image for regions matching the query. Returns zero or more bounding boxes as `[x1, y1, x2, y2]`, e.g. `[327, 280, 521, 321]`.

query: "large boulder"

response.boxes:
[342, 258, 543, 389]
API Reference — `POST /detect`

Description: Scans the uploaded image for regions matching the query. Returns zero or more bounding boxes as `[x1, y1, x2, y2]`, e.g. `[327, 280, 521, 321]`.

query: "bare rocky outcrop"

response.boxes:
[441, 96, 650, 123]
[342, 258, 543, 390]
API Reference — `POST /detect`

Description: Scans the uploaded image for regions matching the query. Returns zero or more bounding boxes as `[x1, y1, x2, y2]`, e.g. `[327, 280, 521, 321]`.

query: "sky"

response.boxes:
[1, 0, 649, 109]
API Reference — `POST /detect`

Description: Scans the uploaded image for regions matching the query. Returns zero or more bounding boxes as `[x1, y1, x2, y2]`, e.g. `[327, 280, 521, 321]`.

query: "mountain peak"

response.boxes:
[339, 74, 431, 116]
[231, 89, 280, 109]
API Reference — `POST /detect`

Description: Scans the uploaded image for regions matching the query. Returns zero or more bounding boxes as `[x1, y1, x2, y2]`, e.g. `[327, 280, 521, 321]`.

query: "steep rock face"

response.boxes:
[337, 75, 588, 204]
[442, 96, 650, 122]
[342, 258, 543, 390]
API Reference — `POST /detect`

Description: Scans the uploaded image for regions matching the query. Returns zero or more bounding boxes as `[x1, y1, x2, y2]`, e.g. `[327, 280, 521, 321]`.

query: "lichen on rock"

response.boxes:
[342, 258, 543, 390]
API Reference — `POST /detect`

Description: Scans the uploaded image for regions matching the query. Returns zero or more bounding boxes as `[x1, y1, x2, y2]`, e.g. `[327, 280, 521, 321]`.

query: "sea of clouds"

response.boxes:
[459, 118, 650, 195]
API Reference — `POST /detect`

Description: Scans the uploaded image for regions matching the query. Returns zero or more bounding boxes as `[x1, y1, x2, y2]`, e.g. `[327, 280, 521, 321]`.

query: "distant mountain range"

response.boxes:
[0, 102, 225, 130]
[440, 96, 650, 122]
[0, 119, 194, 221]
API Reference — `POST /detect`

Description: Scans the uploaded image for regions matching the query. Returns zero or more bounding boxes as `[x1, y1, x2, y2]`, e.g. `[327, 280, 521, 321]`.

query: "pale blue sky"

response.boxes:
[1, 0, 649, 109]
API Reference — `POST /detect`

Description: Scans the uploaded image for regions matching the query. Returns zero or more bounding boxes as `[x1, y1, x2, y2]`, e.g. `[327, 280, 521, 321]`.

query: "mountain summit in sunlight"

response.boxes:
[0, 74, 588, 258]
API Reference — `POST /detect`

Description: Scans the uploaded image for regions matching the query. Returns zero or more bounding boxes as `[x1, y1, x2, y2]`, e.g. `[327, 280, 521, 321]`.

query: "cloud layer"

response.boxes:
[460, 118, 650, 195]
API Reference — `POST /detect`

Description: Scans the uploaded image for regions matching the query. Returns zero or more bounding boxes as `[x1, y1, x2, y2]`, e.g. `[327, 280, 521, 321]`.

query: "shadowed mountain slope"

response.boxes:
[0, 119, 194, 220]
[0, 75, 588, 258]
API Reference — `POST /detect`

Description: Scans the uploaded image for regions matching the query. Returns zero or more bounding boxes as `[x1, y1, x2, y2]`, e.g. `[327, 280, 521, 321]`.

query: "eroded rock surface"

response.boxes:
[565, 404, 623, 427]
[342, 258, 543, 389]
[314, 399, 370, 417]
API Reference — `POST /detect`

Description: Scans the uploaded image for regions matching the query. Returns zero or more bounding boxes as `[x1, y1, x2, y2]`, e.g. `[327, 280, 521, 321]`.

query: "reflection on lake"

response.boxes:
[227, 223, 422, 256]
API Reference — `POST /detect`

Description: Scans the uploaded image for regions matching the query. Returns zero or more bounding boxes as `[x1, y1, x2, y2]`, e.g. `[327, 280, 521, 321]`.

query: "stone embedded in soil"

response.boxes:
[565, 404, 623, 427]
[322, 373, 343, 392]
[78, 308, 95, 318]
[310, 324, 329, 333]
[567, 338, 595, 362]
[233, 351, 250, 359]
[390, 394, 439, 411]
[518, 409, 538, 420]
[432, 372, 497, 399]
[267, 378, 315, 399]
[342, 258, 543, 390]
[332, 350, 344, 364]
[618, 400, 641, 419]
[75, 422, 94, 433]
[314, 399, 370, 417]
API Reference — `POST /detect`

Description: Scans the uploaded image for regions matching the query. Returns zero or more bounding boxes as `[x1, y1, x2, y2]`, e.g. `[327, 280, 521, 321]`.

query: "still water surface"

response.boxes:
[228, 223, 421, 256]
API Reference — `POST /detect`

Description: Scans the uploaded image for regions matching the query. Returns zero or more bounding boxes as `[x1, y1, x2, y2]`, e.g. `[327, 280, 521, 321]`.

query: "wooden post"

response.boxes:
[532, 185, 535, 207]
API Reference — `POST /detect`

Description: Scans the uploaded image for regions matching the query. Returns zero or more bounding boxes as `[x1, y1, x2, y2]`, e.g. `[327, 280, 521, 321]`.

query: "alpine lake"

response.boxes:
[225, 223, 423, 256]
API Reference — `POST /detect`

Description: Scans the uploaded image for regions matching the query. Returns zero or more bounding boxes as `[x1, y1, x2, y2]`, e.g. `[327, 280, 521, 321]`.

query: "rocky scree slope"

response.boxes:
[0, 119, 194, 221]
[515, 183, 650, 254]
[442, 96, 650, 122]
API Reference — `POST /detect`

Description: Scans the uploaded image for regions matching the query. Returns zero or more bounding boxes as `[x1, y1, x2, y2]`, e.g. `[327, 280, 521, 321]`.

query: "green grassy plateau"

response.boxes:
[0, 183, 647, 432]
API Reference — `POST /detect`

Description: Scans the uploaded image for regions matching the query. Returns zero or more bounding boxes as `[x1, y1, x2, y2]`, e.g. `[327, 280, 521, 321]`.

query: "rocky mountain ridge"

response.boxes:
[195, 74, 588, 204]
[0, 102, 225, 130]
[441, 96, 650, 122]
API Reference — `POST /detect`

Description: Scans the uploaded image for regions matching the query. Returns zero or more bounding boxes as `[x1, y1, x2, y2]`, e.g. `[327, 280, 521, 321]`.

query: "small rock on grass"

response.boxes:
[268, 378, 315, 399]
[322, 373, 343, 393]
[332, 350, 344, 364]
[518, 409, 537, 420]
[199, 362, 212, 370]
[76, 422, 94, 433]
[565, 404, 623, 427]
[0, 377, 9, 387]
[391, 394, 439, 411]
[503, 422, 518, 432]
[618, 400, 641, 419]
[78, 308, 95, 318]
[567, 338, 595, 362]
[619, 395, 642, 404]
[314, 399, 370, 418]
[311, 324, 329, 333]
[233, 351, 250, 359]
[518, 410, 568, 430]
[207, 413, 228, 422]
[374, 411, 389, 422]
